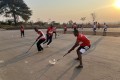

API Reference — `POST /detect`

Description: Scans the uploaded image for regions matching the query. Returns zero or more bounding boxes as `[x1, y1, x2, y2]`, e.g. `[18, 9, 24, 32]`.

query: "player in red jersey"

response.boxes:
[20, 25, 24, 38]
[65, 29, 91, 68]
[34, 27, 46, 52]
[43, 25, 54, 47]
[63, 24, 67, 34]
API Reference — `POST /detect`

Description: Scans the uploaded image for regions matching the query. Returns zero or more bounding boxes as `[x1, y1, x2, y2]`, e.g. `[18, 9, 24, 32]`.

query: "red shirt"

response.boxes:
[63, 25, 67, 29]
[77, 33, 90, 46]
[20, 26, 24, 31]
[47, 27, 54, 35]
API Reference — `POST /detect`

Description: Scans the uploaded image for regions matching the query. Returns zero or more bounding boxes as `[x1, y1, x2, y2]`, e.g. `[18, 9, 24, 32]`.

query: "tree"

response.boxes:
[68, 20, 73, 28]
[0, 0, 32, 25]
[80, 17, 86, 22]
[80, 17, 86, 29]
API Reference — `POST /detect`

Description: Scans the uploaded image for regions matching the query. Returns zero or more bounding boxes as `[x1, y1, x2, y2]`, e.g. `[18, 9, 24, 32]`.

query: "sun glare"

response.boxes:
[115, 0, 120, 8]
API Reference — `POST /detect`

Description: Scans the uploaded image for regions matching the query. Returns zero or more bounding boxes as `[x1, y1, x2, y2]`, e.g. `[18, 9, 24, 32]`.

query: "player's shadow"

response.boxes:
[56, 60, 82, 80]
[70, 68, 82, 80]
[35, 64, 53, 80]
[0, 40, 33, 52]
[0, 50, 39, 68]
[56, 37, 104, 80]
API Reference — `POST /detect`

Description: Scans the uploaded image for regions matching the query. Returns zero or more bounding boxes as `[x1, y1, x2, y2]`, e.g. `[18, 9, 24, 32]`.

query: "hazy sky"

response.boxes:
[1, 0, 120, 23]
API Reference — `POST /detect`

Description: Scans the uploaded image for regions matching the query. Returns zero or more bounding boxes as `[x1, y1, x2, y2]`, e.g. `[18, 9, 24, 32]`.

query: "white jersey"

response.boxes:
[38, 30, 46, 39]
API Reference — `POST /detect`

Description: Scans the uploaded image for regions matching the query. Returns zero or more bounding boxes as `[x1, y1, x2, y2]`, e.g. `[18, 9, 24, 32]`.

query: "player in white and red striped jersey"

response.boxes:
[34, 27, 46, 52]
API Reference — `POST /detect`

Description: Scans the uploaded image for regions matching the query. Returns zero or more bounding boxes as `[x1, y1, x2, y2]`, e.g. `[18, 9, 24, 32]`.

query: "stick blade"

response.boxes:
[49, 59, 56, 65]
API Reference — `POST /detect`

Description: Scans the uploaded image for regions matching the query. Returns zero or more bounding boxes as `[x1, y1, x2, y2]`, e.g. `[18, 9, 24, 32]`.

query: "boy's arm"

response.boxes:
[66, 41, 79, 55]
[36, 33, 43, 41]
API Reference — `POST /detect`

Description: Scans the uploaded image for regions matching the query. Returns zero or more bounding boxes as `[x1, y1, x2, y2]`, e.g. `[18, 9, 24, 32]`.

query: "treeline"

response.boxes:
[0, 21, 120, 30]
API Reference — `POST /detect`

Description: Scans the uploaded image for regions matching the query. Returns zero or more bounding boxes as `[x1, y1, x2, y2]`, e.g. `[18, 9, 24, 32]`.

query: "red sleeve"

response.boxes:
[47, 27, 50, 33]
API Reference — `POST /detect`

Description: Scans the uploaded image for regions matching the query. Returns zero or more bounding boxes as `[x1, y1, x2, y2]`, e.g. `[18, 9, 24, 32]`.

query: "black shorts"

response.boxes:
[78, 45, 91, 53]
[93, 28, 96, 31]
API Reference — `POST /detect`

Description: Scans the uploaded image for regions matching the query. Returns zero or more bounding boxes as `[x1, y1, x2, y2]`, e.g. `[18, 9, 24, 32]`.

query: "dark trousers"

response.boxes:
[37, 39, 45, 51]
[21, 31, 24, 37]
[43, 34, 53, 45]
[64, 29, 67, 34]
[93, 28, 96, 35]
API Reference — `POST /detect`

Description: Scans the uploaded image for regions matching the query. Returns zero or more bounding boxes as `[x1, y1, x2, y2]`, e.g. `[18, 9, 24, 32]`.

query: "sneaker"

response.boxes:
[41, 43, 43, 48]
[75, 58, 79, 60]
[38, 49, 43, 53]
[47, 45, 50, 48]
[76, 65, 83, 69]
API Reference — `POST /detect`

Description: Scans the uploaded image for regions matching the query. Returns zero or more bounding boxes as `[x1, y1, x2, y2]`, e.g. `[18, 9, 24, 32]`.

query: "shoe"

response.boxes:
[38, 50, 43, 53]
[47, 45, 50, 48]
[76, 65, 83, 69]
[41, 43, 43, 48]
[75, 58, 79, 60]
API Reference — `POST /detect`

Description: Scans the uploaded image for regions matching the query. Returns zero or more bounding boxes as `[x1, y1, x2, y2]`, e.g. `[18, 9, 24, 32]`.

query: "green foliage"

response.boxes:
[0, 0, 32, 25]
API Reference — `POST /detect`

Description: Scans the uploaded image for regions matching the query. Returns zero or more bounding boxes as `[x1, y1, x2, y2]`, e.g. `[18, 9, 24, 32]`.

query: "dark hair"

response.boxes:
[50, 24, 53, 27]
[73, 28, 79, 35]
[34, 27, 38, 32]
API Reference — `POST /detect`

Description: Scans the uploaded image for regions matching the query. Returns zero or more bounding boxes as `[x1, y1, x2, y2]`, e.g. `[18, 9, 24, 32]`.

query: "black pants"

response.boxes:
[37, 39, 45, 51]
[21, 31, 24, 37]
[93, 28, 96, 35]
[43, 34, 53, 45]
[77, 45, 91, 54]
[64, 29, 67, 34]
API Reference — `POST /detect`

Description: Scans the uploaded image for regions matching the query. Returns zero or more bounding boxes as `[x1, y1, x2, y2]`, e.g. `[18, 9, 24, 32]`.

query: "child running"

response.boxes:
[34, 27, 46, 52]
[20, 25, 25, 38]
[43, 24, 54, 47]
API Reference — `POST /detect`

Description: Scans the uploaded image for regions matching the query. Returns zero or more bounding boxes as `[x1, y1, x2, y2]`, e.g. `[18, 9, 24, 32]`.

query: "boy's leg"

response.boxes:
[55, 32, 57, 38]
[76, 46, 90, 68]
[77, 48, 83, 64]
[39, 39, 46, 51]
[53, 32, 56, 38]
[43, 34, 49, 44]
[23, 31, 24, 37]
[105, 31, 106, 36]
[47, 35, 52, 45]
[93, 29, 94, 35]
[76, 47, 83, 68]
[103, 31, 105, 36]
[103, 32, 104, 36]
[37, 40, 41, 51]
[21, 31, 22, 37]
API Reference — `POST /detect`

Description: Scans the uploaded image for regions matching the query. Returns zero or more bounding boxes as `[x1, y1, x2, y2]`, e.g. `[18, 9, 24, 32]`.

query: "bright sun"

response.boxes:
[115, 0, 120, 8]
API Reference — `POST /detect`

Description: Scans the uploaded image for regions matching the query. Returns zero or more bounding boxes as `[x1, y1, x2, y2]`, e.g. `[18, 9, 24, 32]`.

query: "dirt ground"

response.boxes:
[0, 29, 120, 80]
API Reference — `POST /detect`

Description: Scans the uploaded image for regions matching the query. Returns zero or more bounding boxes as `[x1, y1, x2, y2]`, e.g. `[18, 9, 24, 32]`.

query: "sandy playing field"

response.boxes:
[0, 29, 120, 80]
